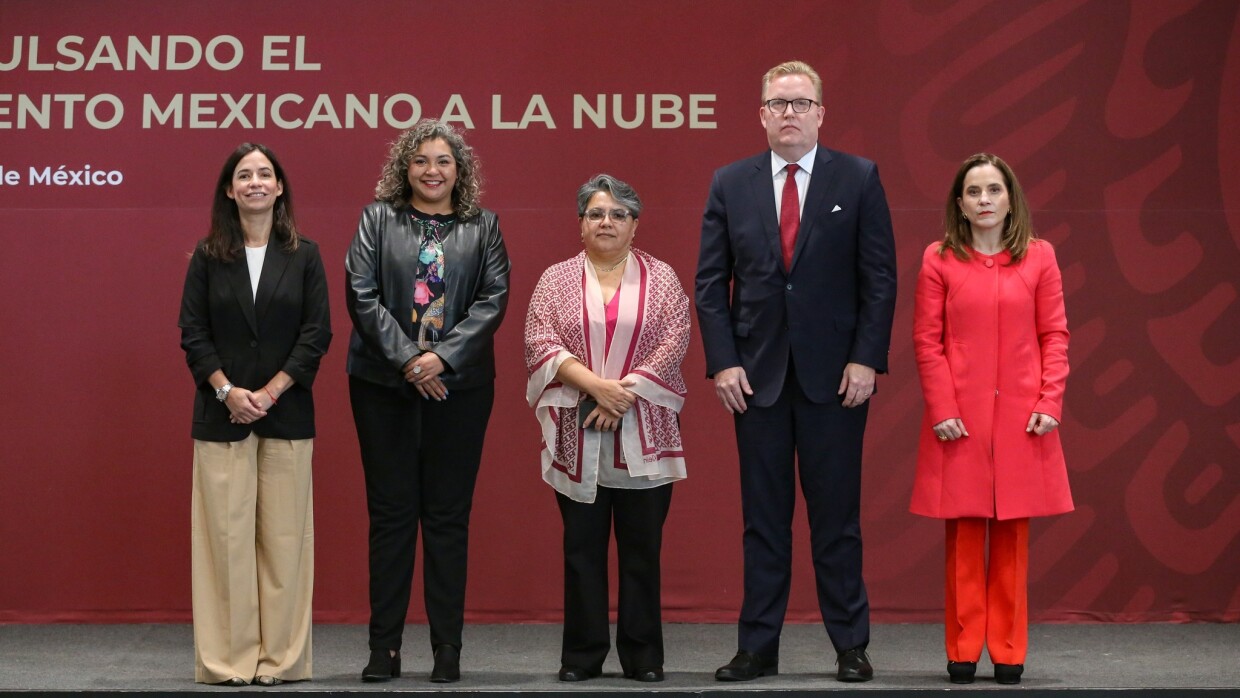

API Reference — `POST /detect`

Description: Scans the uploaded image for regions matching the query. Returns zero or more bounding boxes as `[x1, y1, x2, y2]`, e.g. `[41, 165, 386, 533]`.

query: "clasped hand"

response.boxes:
[582, 378, 637, 432]
[227, 387, 271, 424]
[404, 352, 448, 401]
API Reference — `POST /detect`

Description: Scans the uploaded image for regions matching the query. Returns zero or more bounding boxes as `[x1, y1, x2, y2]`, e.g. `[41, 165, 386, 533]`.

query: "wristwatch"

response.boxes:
[215, 383, 234, 402]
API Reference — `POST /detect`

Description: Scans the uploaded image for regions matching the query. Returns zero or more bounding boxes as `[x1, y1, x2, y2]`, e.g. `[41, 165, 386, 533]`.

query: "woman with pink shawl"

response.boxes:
[524, 174, 690, 684]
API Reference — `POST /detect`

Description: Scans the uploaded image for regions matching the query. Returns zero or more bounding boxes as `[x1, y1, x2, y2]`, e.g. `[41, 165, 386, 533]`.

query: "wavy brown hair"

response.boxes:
[373, 119, 482, 219]
[203, 143, 299, 261]
[940, 152, 1035, 263]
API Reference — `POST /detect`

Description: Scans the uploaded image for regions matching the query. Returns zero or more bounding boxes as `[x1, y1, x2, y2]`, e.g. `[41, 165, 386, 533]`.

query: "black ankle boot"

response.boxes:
[947, 661, 976, 684]
[362, 648, 400, 682]
[431, 644, 460, 683]
[994, 663, 1024, 684]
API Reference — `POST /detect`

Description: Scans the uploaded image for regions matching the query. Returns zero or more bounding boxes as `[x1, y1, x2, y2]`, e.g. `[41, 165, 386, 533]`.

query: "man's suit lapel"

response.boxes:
[228, 255, 259, 336]
[746, 152, 783, 272]
[790, 147, 835, 274]
[254, 244, 292, 329]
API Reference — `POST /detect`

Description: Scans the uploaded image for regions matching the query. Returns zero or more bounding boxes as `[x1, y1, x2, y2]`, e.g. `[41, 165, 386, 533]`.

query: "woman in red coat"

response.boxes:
[910, 153, 1072, 686]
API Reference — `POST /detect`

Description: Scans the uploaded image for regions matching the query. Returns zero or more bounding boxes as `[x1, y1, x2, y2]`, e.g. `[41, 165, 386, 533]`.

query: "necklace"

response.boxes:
[591, 254, 628, 273]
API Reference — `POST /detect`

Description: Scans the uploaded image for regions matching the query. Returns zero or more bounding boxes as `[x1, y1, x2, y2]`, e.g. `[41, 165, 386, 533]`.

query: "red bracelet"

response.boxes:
[263, 387, 278, 405]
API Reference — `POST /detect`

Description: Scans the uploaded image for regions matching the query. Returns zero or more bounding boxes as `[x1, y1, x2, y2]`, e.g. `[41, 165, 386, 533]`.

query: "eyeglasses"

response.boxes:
[584, 208, 634, 223]
[764, 98, 819, 114]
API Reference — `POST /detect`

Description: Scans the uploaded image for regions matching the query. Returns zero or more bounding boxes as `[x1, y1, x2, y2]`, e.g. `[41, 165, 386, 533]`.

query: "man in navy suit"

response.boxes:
[695, 60, 897, 683]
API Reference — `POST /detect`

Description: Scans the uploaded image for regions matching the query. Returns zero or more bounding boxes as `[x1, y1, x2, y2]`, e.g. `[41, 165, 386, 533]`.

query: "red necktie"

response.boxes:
[780, 163, 800, 270]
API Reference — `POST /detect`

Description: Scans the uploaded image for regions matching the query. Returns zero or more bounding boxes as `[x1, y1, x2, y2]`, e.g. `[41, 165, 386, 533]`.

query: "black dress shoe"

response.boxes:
[948, 661, 977, 684]
[836, 647, 874, 682]
[430, 644, 460, 683]
[625, 667, 664, 682]
[362, 648, 401, 682]
[715, 651, 778, 681]
[994, 663, 1024, 684]
[558, 665, 599, 682]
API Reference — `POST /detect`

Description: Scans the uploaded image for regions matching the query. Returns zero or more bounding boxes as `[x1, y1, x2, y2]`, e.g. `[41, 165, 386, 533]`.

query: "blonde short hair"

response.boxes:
[762, 60, 823, 103]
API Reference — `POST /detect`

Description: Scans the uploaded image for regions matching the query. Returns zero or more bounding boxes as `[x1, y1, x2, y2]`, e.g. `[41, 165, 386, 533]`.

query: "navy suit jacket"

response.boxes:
[695, 147, 897, 407]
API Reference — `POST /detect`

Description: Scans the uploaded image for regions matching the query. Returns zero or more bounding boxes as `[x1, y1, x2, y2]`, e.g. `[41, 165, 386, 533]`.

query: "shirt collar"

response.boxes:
[771, 145, 817, 178]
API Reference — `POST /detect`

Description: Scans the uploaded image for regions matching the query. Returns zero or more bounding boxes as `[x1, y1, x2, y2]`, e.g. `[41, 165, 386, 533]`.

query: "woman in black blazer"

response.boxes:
[345, 119, 510, 684]
[178, 143, 331, 687]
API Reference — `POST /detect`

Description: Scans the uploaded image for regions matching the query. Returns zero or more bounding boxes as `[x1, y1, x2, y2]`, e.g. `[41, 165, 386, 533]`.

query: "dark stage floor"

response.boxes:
[1, 622, 1237, 694]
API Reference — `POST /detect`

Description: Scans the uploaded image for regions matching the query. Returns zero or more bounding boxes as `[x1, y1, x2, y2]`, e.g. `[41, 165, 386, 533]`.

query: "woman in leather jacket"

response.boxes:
[345, 119, 510, 684]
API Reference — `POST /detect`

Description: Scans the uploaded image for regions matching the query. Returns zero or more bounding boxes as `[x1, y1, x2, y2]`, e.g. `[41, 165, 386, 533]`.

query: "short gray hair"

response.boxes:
[576, 174, 642, 219]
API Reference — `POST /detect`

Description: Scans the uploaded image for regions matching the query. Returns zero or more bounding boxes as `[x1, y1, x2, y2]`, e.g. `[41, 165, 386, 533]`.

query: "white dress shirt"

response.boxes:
[770, 145, 817, 221]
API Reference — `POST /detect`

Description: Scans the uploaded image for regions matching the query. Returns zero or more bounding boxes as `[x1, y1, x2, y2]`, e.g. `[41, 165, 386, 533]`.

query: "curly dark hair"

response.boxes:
[203, 143, 299, 261]
[373, 119, 482, 219]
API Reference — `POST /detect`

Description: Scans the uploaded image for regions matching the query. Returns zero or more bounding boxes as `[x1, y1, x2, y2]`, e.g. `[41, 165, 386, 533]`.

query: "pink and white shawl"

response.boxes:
[525, 248, 690, 503]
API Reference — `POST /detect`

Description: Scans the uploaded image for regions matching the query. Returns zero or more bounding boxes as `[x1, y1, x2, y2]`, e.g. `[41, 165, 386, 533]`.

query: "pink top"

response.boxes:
[604, 285, 621, 352]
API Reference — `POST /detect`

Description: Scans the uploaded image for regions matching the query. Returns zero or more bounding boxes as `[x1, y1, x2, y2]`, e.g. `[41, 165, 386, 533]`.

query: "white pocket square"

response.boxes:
[832, 205, 842, 212]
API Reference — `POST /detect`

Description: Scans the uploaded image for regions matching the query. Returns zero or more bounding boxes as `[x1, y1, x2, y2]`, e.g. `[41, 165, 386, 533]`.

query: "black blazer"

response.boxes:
[695, 147, 897, 407]
[179, 238, 332, 442]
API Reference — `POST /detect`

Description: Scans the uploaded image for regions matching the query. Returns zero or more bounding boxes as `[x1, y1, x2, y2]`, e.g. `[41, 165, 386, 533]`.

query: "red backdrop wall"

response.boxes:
[2, 0, 1237, 624]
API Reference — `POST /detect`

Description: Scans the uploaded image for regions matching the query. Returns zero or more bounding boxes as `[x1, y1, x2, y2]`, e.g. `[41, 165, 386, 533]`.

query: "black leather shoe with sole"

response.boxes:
[625, 667, 664, 682]
[836, 647, 874, 682]
[715, 651, 778, 681]
[558, 665, 599, 682]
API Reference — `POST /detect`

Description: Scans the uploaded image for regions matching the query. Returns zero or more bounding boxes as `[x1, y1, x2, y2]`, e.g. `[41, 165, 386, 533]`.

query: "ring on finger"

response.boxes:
[937, 434, 948, 441]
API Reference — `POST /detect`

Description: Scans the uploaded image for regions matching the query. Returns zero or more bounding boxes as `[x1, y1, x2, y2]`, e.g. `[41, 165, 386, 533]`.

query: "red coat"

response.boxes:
[909, 240, 1073, 520]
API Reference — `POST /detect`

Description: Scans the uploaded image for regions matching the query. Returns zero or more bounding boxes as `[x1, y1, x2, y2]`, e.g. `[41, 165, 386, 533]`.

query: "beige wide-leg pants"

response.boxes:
[192, 435, 314, 684]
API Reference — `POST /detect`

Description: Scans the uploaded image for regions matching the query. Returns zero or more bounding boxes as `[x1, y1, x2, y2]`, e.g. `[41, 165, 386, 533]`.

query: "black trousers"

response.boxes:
[555, 484, 673, 674]
[734, 361, 870, 657]
[349, 376, 494, 652]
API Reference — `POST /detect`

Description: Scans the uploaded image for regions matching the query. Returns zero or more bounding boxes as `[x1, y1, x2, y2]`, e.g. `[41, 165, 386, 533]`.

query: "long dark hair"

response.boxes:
[203, 143, 299, 261]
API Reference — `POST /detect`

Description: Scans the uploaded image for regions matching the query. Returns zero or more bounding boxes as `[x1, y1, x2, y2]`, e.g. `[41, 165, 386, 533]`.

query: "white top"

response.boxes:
[770, 145, 817, 221]
[245, 244, 267, 300]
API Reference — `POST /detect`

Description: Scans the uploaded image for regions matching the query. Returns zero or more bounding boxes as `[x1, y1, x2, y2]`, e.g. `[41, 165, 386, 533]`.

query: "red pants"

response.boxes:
[944, 518, 1029, 665]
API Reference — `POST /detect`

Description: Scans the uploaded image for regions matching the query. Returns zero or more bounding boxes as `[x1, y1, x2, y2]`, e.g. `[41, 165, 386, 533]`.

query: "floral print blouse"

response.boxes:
[410, 208, 454, 350]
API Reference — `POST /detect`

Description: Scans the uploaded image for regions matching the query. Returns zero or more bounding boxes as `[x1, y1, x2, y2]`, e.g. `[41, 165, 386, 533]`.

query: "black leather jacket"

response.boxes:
[345, 201, 510, 390]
